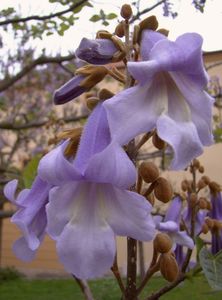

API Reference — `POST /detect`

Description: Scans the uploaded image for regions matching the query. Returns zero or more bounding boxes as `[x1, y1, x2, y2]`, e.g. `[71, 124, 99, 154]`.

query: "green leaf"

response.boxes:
[58, 22, 70, 36]
[90, 14, 101, 22]
[22, 155, 41, 188]
[199, 247, 222, 290]
[102, 20, 109, 26]
[106, 13, 117, 20]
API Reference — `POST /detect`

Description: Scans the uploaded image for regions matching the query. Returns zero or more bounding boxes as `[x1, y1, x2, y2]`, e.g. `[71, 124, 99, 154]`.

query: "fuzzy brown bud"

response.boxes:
[153, 233, 173, 253]
[202, 223, 209, 234]
[139, 15, 158, 32]
[201, 175, 210, 185]
[209, 181, 221, 194]
[139, 162, 159, 183]
[197, 179, 207, 190]
[160, 253, 179, 282]
[120, 4, 132, 20]
[115, 22, 125, 37]
[152, 132, 165, 150]
[157, 28, 169, 36]
[154, 177, 173, 203]
[198, 165, 204, 173]
[193, 158, 200, 169]
[98, 88, 114, 100]
[86, 97, 100, 110]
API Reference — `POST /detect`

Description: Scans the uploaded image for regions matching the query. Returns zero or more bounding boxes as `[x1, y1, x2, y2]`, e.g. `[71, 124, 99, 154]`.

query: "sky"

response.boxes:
[1, 0, 222, 54]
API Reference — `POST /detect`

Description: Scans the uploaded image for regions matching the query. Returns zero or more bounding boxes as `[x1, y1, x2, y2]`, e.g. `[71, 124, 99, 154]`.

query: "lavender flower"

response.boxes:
[155, 196, 194, 249]
[104, 30, 214, 170]
[38, 103, 155, 279]
[4, 177, 52, 261]
[76, 38, 117, 65]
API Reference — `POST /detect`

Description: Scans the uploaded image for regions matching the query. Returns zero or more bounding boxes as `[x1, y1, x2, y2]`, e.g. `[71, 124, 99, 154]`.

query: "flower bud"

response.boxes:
[86, 97, 100, 110]
[181, 180, 188, 192]
[115, 21, 125, 37]
[193, 158, 200, 168]
[198, 165, 204, 173]
[152, 132, 165, 150]
[160, 253, 179, 282]
[139, 15, 158, 32]
[197, 179, 206, 190]
[154, 177, 173, 203]
[209, 181, 221, 194]
[153, 233, 173, 253]
[201, 175, 210, 185]
[99, 88, 114, 100]
[120, 4, 132, 20]
[157, 28, 169, 36]
[139, 162, 159, 183]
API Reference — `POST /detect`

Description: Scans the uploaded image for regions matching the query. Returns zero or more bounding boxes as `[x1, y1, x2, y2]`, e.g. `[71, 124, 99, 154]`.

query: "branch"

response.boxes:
[0, 114, 89, 130]
[0, 53, 76, 92]
[0, 210, 14, 219]
[0, 0, 88, 26]
[73, 276, 95, 300]
[206, 61, 222, 71]
[130, 0, 166, 23]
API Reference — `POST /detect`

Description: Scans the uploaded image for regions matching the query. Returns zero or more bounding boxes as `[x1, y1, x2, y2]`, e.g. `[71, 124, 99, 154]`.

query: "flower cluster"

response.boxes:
[4, 14, 214, 281]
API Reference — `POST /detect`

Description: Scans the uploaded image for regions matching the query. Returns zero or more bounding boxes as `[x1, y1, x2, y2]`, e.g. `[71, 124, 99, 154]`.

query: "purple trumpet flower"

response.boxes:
[155, 196, 194, 249]
[4, 177, 52, 261]
[38, 103, 155, 279]
[76, 38, 117, 65]
[104, 30, 214, 170]
[209, 191, 222, 254]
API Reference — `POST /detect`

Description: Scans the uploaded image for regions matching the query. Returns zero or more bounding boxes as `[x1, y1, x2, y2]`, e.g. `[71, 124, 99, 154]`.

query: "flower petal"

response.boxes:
[76, 38, 117, 65]
[4, 179, 19, 205]
[157, 114, 203, 170]
[12, 237, 36, 262]
[54, 75, 86, 105]
[158, 221, 179, 232]
[104, 83, 166, 145]
[141, 30, 166, 60]
[103, 185, 155, 241]
[85, 142, 136, 188]
[53, 183, 116, 279]
[74, 103, 111, 172]
[165, 196, 183, 223]
[170, 72, 214, 146]
[38, 141, 82, 185]
[173, 231, 194, 249]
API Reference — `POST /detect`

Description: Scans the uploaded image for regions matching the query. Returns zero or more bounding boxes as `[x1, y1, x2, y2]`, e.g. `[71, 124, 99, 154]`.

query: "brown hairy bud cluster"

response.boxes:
[120, 4, 132, 20]
[139, 162, 159, 183]
[198, 165, 204, 173]
[152, 131, 165, 150]
[154, 177, 173, 203]
[115, 21, 125, 37]
[205, 217, 214, 229]
[160, 253, 179, 282]
[154, 233, 173, 253]
[181, 180, 189, 192]
[193, 158, 200, 169]
[205, 218, 222, 232]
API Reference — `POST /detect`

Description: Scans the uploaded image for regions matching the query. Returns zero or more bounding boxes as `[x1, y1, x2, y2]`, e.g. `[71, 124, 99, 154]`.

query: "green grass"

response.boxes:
[0, 275, 222, 300]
